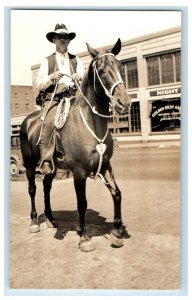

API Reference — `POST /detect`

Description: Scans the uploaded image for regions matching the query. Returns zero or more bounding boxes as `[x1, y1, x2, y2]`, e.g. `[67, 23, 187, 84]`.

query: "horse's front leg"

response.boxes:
[101, 163, 130, 247]
[73, 171, 95, 252]
[43, 171, 58, 228]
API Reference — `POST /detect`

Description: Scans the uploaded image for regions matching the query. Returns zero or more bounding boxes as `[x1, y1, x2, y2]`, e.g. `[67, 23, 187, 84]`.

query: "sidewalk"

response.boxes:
[116, 139, 180, 149]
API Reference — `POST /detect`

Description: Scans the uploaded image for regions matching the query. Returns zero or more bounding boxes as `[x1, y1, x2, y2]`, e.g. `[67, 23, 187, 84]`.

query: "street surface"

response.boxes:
[9, 145, 180, 291]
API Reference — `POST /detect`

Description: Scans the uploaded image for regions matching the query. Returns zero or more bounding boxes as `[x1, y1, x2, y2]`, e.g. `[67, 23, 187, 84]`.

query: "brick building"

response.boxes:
[11, 85, 35, 116]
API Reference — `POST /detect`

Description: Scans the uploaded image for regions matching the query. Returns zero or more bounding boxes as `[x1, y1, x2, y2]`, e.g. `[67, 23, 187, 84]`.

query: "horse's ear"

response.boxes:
[111, 38, 121, 56]
[86, 43, 98, 58]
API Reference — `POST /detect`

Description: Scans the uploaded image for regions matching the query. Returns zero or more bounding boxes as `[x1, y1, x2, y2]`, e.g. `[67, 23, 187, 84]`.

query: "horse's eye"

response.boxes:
[98, 70, 104, 76]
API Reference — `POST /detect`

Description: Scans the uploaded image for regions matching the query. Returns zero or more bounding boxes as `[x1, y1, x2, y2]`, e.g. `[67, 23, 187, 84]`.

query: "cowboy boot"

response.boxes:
[39, 104, 57, 175]
[39, 127, 56, 175]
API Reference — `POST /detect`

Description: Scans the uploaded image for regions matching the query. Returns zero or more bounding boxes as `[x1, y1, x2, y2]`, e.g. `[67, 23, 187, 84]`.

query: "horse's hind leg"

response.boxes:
[26, 168, 40, 233]
[101, 163, 130, 247]
[43, 171, 58, 228]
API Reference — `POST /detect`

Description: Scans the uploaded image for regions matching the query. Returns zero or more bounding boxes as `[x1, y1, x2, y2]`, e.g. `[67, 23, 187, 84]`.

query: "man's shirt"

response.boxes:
[35, 51, 85, 92]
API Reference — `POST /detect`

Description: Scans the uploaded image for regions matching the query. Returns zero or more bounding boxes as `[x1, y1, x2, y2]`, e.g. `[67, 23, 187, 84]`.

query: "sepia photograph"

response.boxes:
[6, 6, 186, 296]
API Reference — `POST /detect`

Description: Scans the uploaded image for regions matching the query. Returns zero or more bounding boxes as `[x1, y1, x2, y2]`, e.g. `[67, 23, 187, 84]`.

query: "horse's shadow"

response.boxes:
[38, 209, 114, 240]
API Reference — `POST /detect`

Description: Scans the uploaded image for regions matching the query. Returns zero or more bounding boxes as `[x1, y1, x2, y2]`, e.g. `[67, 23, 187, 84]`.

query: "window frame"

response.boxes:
[121, 58, 139, 89]
[145, 49, 181, 86]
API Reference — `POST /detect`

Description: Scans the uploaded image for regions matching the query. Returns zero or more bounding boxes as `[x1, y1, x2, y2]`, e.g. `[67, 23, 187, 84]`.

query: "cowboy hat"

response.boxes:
[46, 24, 76, 43]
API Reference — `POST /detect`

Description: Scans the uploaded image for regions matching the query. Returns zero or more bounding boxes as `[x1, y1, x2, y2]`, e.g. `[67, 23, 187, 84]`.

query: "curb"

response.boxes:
[116, 141, 180, 149]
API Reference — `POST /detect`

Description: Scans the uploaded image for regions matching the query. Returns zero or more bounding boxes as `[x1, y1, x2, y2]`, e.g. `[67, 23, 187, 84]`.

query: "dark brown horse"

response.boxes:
[20, 39, 130, 251]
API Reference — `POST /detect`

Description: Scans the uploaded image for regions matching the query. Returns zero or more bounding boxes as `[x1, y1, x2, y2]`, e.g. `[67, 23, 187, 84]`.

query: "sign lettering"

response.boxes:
[150, 88, 181, 97]
[150, 99, 181, 132]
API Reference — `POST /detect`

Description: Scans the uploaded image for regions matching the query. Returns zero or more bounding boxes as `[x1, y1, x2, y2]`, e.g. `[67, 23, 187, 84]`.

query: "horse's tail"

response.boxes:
[20, 120, 33, 169]
[20, 112, 41, 170]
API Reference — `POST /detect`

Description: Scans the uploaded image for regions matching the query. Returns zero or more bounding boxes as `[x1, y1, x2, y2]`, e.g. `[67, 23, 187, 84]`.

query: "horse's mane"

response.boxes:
[80, 64, 91, 93]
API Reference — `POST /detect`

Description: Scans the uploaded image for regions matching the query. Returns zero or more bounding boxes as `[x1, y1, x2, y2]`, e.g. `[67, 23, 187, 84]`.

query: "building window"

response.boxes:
[146, 50, 181, 86]
[15, 103, 19, 110]
[25, 93, 30, 100]
[147, 56, 160, 85]
[161, 53, 174, 84]
[130, 102, 141, 132]
[175, 51, 181, 82]
[122, 59, 139, 89]
[108, 101, 141, 134]
[26, 103, 30, 110]
[150, 98, 180, 132]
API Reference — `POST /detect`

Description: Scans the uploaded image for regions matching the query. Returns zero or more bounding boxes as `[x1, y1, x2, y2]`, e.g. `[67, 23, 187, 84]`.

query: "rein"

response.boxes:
[79, 107, 108, 145]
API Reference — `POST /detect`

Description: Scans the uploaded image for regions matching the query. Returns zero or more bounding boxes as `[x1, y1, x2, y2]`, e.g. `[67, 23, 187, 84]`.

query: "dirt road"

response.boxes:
[9, 146, 180, 291]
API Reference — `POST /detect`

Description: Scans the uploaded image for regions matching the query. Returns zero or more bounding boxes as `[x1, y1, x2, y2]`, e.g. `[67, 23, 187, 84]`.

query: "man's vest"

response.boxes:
[36, 52, 77, 105]
[46, 52, 77, 93]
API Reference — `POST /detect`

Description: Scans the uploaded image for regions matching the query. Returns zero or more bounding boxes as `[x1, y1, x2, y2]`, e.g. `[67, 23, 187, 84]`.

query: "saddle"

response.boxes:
[36, 84, 77, 106]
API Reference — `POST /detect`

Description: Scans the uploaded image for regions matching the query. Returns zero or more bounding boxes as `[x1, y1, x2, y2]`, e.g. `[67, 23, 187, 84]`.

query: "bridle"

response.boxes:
[75, 52, 125, 119]
[92, 52, 125, 103]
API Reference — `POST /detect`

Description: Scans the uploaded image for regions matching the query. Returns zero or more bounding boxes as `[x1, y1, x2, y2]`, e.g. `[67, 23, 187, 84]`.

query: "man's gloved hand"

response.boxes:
[49, 71, 64, 82]
[71, 73, 82, 82]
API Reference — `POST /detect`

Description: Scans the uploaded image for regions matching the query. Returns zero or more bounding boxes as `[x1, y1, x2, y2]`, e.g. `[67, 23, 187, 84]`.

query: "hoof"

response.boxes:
[46, 219, 59, 228]
[110, 231, 123, 248]
[29, 220, 40, 233]
[119, 225, 131, 239]
[79, 236, 95, 252]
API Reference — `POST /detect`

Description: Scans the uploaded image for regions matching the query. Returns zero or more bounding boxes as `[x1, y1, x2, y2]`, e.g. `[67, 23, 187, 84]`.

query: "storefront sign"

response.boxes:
[150, 88, 181, 97]
[150, 99, 180, 132]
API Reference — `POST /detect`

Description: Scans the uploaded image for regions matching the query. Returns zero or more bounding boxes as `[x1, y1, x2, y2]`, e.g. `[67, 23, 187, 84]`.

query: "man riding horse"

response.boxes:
[35, 23, 85, 175]
[20, 36, 130, 249]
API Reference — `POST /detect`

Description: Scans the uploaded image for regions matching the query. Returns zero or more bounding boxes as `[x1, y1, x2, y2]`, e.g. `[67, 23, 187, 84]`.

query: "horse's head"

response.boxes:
[86, 39, 130, 114]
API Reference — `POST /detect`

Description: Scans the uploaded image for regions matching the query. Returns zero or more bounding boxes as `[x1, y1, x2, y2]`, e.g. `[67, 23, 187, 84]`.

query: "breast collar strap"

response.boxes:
[79, 106, 108, 144]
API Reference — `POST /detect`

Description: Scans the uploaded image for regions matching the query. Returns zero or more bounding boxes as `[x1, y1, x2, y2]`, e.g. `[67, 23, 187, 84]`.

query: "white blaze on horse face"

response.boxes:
[116, 70, 123, 82]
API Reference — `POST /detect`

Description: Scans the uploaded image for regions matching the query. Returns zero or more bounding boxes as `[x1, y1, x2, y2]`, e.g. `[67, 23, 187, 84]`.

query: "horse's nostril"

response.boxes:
[117, 99, 124, 108]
